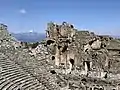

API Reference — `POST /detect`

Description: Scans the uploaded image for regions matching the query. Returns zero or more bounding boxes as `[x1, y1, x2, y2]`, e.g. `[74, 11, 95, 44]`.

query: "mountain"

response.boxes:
[11, 32, 46, 42]
[110, 35, 120, 39]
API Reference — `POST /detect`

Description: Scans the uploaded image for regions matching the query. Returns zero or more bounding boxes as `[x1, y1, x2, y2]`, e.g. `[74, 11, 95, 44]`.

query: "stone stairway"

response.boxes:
[0, 58, 45, 90]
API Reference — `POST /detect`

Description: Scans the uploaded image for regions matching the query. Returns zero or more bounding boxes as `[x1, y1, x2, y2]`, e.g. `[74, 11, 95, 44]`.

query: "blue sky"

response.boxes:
[0, 0, 120, 35]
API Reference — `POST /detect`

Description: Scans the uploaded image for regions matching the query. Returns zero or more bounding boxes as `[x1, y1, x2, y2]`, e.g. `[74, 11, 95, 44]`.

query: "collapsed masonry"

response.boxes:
[45, 22, 110, 76]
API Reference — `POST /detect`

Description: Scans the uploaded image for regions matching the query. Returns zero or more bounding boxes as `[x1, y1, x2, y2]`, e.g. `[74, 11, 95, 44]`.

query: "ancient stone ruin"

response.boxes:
[0, 22, 120, 90]
[45, 22, 109, 75]
[45, 22, 77, 72]
[45, 22, 120, 89]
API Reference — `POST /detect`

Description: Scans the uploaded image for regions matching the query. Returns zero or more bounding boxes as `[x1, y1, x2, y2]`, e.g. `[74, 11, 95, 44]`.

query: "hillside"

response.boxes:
[11, 32, 46, 42]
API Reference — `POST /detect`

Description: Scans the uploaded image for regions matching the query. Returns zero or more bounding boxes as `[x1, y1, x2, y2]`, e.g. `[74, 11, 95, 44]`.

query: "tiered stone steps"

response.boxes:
[0, 58, 45, 90]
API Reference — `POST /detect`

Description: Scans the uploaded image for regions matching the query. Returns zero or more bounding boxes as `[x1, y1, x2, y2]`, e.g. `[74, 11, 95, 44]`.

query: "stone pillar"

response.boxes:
[104, 49, 109, 68]
[55, 46, 60, 66]
[68, 59, 72, 73]
[60, 52, 67, 67]
[85, 61, 88, 75]
[90, 61, 92, 70]
[46, 30, 50, 38]
[105, 55, 109, 67]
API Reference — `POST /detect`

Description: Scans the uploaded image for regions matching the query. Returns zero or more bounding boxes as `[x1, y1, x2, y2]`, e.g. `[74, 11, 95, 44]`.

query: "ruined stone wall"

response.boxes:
[45, 22, 110, 73]
[45, 22, 120, 87]
[46, 22, 78, 71]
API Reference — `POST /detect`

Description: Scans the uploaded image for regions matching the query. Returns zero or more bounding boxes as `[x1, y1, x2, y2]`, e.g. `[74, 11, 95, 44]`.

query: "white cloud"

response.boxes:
[19, 9, 27, 14]
[29, 29, 34, 33]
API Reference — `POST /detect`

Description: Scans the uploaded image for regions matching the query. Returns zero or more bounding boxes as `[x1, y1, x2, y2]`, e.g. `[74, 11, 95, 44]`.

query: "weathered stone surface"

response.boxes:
[45, 22, 120, 89]
[0, 22, 120, 90]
